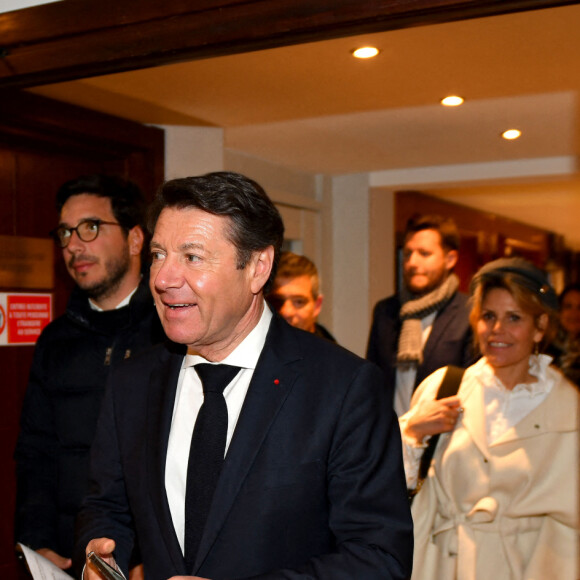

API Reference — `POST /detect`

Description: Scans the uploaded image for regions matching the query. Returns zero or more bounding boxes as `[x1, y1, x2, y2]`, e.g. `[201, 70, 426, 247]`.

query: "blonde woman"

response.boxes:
[400, 257, 579, 580]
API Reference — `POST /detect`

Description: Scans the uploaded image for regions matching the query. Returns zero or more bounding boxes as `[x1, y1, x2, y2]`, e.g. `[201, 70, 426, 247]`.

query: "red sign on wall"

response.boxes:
[0, 293, 52, 346]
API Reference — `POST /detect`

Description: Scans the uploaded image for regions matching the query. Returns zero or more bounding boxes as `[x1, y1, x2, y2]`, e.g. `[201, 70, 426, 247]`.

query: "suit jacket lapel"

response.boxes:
[422, 295, 458, 367]
[193, 316, 301, 572]
[146, 343, 188, 574]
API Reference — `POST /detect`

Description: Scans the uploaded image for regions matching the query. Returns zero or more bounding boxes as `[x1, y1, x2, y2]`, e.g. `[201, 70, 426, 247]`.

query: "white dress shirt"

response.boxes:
[480, 354, 554, 443]
[165, 304, 273, 553]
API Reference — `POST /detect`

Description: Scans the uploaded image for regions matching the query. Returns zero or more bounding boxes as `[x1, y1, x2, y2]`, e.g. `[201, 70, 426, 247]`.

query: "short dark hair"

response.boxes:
[56, 174, 146, 232]
[404, 214, 460, 252]
[147, 172, 285, 293]
[275, 252, 320, 299]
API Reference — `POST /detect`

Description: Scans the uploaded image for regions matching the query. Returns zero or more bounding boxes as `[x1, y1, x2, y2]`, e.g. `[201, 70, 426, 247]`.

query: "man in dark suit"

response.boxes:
[366, 214, 474, 417]
[76, 172, 413, 580]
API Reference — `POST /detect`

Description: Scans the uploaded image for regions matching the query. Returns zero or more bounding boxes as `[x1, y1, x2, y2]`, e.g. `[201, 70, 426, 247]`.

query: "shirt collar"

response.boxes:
[184, 301, 273, 370]
[88, 282, 140, 312]
[478, 354, 554, 395]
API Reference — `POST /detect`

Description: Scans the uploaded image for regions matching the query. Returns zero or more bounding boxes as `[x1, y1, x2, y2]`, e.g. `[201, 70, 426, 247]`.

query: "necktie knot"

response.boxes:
[194, 363, 240, 394]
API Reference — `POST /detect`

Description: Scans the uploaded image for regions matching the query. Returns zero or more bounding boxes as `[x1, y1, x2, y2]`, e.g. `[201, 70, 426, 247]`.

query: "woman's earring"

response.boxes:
[534, 341, 540, 356]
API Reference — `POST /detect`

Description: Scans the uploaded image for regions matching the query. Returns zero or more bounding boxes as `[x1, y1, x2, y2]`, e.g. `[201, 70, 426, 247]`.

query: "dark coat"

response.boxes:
[75, 313, 413, 580]
[314, 322, 336, 342]
[14, 276, 165, 558]
[366, 291, 475, 405]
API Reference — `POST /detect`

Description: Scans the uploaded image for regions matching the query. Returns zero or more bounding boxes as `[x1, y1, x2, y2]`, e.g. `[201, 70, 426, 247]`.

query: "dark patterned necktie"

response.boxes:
[183, 363, 240, 570]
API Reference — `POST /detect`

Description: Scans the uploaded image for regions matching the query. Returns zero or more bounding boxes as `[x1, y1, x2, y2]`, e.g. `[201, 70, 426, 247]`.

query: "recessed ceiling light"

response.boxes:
[502, 129, 522, 140]
[441, 96, 464, 107]
[352, 46, 380, 59]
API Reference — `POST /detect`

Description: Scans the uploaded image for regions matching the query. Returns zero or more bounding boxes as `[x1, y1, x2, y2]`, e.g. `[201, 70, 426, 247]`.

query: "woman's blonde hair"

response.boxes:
[469, 272, 558, 352]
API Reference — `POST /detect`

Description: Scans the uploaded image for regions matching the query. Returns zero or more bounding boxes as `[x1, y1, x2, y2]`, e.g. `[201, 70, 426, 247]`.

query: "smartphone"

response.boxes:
[87, 551, 125, 580]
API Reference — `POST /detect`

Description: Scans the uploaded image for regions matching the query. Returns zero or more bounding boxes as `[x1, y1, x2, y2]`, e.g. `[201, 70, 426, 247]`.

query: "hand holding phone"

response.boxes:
[87, 551, 125, 580]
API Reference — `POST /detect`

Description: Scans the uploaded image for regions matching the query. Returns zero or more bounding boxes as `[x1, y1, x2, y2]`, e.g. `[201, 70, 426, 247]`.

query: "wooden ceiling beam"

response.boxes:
[0, 0, 575, 88]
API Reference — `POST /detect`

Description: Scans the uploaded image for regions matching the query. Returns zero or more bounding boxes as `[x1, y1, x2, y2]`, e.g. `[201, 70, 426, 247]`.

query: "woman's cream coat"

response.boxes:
[409, 362, 579, 580]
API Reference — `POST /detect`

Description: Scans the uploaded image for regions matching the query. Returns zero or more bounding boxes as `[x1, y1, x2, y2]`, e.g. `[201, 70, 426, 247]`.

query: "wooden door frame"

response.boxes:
[0, 89, 165, 198]
[0, 0, 576, 89]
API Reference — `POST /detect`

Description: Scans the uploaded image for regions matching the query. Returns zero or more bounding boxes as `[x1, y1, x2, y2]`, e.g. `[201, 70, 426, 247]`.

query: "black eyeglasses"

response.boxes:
[50, 218, 125, 248]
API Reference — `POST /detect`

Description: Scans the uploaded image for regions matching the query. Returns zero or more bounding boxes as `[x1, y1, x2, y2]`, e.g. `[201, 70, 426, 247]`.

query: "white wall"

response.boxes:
[0, 0, 62, 13]
[325, 174, 371, 356]
[163, 126, 225, 179]
[369, 188, 396, 313]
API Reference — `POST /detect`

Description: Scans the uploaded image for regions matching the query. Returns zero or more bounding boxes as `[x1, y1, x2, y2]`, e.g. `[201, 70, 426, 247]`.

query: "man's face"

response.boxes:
[269, 275, 322, 333]
[59, 194, 131, 300]
[150, 207, 270, 356]
[402, 229, 457, 295]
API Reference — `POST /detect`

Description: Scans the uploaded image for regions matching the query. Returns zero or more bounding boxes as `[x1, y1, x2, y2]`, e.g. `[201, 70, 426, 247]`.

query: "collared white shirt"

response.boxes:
[88, 282, 140, 311]
[165, 304, 273, 553]
[479, 354, 554, 443]
[394, 310, 437, 417]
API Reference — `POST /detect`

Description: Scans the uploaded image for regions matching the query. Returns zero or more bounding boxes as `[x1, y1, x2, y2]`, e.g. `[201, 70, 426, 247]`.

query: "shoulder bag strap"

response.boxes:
[412, 365, 465, 499]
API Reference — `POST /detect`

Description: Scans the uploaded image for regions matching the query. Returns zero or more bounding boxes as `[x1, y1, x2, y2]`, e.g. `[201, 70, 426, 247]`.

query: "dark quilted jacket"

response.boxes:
[14, 275, 165, 558]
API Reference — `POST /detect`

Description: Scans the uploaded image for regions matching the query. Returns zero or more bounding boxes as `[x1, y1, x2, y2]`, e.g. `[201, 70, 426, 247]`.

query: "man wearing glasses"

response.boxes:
[14, 174, 164, 576]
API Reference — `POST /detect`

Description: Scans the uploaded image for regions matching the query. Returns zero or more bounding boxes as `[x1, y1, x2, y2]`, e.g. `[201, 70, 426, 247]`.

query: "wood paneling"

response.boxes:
[0, 92, 164, 580]
[395, 191, 554, 292]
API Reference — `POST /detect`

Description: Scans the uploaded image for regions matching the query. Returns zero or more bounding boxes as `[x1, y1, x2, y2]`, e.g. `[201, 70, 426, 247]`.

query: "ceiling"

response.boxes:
[29, 3, 580, 249]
